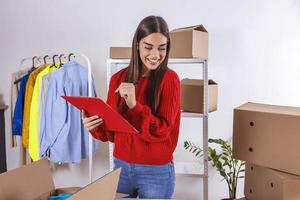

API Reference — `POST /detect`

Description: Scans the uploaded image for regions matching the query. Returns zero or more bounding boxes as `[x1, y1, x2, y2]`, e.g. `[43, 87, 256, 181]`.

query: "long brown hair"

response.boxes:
[123, 16, 171, 114]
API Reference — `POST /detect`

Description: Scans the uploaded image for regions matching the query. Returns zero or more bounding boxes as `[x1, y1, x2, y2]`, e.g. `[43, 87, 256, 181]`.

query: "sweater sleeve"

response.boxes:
[89, 73, 118, 142]
[125, 71, 180, 143]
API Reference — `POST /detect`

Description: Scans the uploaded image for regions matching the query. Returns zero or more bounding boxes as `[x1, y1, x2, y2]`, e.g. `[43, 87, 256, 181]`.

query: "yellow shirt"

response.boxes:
[22, 64, 48, 148]
[29, 65, 57, 161]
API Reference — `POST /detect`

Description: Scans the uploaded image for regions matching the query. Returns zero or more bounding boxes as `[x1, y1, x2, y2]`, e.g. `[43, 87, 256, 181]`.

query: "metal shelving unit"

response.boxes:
[106, 58, 209, 200]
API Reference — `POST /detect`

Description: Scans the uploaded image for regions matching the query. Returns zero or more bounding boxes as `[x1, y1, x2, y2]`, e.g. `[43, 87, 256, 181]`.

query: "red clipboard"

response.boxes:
[61, 96, 139, 134]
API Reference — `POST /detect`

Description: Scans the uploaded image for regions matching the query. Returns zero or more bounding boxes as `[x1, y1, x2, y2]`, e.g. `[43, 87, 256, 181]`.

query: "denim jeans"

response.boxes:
[113, 157, 175, 199]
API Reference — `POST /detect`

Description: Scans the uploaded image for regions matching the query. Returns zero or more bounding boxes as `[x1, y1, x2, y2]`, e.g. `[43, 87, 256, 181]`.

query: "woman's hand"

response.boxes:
[82, 110, 103, 131]
[115, 82, 136, 109]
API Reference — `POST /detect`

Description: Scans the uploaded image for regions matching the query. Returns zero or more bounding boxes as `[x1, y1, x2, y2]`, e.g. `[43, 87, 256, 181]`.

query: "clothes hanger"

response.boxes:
[58, 54, 65, 67]
[28, 56, 38, 73]
[50, 54, 59, 68]
[32, 56, 38, 69]
[14, 56, 38, 84]
[68, 53, 75, 61]
[44, 55, 50, 64]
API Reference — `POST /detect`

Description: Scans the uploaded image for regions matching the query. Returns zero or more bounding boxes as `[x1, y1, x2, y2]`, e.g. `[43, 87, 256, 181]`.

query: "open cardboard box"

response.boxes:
[169, 24, 208, 59]
[0, 158, 126, 200]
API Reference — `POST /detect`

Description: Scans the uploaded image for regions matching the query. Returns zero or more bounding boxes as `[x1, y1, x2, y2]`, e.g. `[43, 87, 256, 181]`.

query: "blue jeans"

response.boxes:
[113, 157, 175, 199]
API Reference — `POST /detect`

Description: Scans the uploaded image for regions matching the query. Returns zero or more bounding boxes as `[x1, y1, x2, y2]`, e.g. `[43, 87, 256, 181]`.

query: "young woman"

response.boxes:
[82, 15, 180, 199]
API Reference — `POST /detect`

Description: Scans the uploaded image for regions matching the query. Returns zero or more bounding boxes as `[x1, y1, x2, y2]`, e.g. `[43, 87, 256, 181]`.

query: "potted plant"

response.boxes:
[184, 138, 245, 200]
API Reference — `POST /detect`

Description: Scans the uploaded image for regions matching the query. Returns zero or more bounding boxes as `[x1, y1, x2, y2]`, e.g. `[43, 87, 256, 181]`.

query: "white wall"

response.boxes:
[1, 0, 300, 199]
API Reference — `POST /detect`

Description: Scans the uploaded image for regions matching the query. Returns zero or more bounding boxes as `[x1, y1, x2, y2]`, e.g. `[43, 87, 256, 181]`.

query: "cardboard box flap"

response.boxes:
[171, 24, 207, 33]
[235, 102, 300, 116]
[181, 79, 217, 86]
[68, 168, 121, 200]
[0, 158, 55, 200]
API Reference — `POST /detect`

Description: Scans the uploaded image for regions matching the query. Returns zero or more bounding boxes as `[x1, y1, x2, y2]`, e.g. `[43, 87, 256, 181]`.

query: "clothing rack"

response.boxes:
[18, 54, 94, 183]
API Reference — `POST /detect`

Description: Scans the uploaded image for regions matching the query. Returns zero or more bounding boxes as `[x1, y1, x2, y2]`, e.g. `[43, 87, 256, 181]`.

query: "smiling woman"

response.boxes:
[82, 15, 180, 199]
[138, 33, 168, 74]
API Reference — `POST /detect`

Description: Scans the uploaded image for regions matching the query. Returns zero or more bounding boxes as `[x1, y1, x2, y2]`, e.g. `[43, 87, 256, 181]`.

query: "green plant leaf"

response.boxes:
[184, 137, 244, 199]
[195, 150, 202, 157]
[220, 170, 226, 178]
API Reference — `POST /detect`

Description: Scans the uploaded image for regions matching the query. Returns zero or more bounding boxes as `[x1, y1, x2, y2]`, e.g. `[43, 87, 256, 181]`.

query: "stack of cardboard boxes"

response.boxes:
[233, 102, 300, 200]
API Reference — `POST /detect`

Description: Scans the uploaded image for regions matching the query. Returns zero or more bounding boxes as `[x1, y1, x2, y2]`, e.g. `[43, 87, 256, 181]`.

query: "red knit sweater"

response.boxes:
[90, 68, 181, 165]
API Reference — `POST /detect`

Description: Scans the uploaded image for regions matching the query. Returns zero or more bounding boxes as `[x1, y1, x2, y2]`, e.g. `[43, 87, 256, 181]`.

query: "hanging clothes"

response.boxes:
[38, 63, 64, 130]
[12, 72, 31, 136]
[22, 64, 49, 148]
[39, 60, 99, 164]
[28, 64, 57, 161]
[38, 73, 51, 127]
[11, 67, 31, 147]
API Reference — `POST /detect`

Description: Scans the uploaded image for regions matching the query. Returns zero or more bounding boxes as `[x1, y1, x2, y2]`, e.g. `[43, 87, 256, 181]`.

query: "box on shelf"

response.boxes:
[0, 158, 125, 200]
[169, 24, 208, 59]
[180, 79, 218, 113]
[109, 24, 208, 59]
[233, 102, 300, 176]
[109, 47, 131, 59]
[245, 163, 300, 200]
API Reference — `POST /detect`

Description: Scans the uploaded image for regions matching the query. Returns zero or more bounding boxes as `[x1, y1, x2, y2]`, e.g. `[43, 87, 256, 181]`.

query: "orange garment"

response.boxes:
[22, 64, 48, 148]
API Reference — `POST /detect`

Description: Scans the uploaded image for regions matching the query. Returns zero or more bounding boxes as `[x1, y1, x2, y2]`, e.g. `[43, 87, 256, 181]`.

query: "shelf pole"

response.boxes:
[202, 59, 209, 200]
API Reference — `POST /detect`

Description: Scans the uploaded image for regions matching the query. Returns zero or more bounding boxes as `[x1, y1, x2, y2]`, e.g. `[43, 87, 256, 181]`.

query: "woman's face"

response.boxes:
[138, 33, 168, 75]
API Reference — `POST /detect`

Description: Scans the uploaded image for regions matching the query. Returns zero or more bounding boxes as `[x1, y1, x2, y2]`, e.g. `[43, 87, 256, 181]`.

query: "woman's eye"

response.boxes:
[145, 46, 152, 50]
[159, 48, 166, 51]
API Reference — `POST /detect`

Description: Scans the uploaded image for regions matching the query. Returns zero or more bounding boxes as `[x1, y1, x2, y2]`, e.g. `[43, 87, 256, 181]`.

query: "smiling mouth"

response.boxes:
[146, 58, 160, 65]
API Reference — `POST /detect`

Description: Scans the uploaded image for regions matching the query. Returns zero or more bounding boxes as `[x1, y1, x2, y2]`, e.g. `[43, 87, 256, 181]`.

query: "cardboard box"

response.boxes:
[169, 25, 208, 59]
[233, 102, 300, 176]
[109, 24, 208, 59]
[0, 158, 124, 200]
[109, 47, 132, 59]
[180, 79, 218, 113]
[245, 163, 300, 200]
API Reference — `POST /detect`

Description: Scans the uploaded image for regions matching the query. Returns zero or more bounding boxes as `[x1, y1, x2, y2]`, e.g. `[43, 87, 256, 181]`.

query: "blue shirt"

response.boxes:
[39, 61, 99, 163]
[12, 73, 30, 135]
